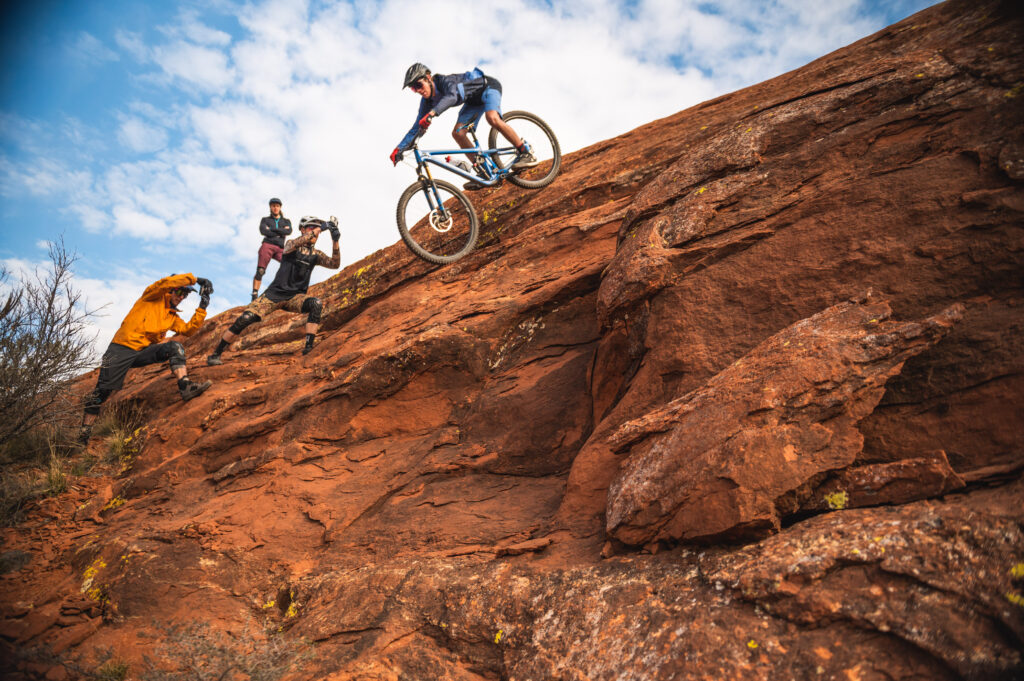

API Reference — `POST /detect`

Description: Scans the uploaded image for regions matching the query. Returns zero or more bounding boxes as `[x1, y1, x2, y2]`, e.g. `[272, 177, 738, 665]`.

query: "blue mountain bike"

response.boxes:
[396, 110, 561, 265]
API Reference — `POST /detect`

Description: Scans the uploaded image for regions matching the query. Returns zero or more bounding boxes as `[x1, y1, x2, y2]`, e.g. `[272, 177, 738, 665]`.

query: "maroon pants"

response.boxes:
[257, 242, 284, 268]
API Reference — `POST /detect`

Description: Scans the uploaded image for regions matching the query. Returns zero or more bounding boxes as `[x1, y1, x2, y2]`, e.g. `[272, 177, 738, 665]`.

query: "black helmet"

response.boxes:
[403, 63, 430, 89]
[269, 197, 282, 206]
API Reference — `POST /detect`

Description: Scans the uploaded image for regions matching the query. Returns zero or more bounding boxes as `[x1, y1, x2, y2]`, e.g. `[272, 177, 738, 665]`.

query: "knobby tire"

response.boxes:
[396, 179, 480, 265]
[488, 110, 561, 189]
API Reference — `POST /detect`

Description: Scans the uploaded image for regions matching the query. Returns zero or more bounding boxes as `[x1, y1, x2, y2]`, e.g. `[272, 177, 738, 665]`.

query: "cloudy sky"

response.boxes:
[1, 0, 936, 358]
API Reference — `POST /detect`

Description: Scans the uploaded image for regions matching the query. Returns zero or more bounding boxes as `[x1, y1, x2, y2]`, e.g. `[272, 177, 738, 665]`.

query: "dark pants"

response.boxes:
[84, 341, 185, 414]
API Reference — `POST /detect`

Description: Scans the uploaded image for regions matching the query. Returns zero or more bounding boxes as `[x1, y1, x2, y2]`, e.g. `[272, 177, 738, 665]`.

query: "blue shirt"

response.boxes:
[397, 68, 489, 151]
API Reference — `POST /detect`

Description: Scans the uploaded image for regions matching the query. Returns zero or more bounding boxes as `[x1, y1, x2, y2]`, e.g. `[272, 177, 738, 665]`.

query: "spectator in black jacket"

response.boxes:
[252, 197, 292, 301]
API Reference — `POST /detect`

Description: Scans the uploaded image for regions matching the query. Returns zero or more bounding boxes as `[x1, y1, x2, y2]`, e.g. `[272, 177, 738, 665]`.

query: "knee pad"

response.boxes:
[255, 266, 266, 280]
[301, 297, 323, 324]
[84, 389, 110, 415]
[229, 310, 261, 335]
[166, 341, 187, 370]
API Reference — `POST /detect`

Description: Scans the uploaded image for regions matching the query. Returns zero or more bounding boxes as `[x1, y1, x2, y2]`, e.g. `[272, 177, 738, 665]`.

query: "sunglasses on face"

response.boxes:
[410, 80, 428, 92]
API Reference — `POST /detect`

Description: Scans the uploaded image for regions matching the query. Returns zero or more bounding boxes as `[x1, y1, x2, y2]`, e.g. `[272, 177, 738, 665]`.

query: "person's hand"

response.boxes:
[418, 112, 435, 129]
[195, 277, 213, 296]
[199, 293, 211, 310]
[328, 216, 340, 242]
[390, 148, 402, 165]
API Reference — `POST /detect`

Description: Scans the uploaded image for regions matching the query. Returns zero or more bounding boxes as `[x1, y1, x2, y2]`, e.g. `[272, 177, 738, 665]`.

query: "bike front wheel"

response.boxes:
[488, 110, 561, 189]
[396, 179, 480, 265]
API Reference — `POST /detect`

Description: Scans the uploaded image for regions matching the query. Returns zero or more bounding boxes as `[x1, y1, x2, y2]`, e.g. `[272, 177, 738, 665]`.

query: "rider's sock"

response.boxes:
[213, 339, 229, 356]
[304, 333, 315, 349]
[177, 377, 191, 390]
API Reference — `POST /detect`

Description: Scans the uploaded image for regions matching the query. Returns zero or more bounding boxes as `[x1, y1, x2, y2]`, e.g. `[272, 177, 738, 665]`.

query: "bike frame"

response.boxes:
[407, 123, 517, 188]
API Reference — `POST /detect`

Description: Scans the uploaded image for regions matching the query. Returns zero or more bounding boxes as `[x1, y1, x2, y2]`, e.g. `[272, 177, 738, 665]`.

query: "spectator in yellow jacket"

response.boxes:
[80, 273, 214, 444]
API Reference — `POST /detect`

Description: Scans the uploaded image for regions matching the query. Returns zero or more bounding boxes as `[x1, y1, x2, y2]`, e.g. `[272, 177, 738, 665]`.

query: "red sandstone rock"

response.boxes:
[803, 450, 965, 512]
[605, 296, 962, 545]
[0, 1, 1021, 679]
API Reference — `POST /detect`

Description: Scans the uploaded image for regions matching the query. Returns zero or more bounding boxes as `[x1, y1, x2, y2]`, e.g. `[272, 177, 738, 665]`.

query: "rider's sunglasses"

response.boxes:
[410, 79, 428, 92]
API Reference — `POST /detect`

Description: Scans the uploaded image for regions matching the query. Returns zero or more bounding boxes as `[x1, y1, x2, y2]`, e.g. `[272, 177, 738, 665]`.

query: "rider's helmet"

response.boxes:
[298, 216, 322, 231]
[269, 197, 282, 206]
[403, 63, 430, 89]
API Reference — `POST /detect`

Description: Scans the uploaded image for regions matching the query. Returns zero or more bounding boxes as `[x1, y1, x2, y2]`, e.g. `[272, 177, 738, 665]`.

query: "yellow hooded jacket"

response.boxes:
[111, 274, 207, 351]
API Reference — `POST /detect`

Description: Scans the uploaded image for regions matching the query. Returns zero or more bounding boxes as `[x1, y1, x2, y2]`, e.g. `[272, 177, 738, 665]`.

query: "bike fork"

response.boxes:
[419, 174, 450, 218]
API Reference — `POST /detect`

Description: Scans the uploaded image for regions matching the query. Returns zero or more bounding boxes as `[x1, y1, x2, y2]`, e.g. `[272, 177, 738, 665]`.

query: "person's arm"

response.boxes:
[315, 241, 341, 270]
[171, 307, 207, 336]
[274, 218, 292, 237]
[431, 77, 461, 117]
[140, 273, 196, 301]
[258, 218, 275, 239]
[396, 98, 433, 152]
[283, 231, 318, 254]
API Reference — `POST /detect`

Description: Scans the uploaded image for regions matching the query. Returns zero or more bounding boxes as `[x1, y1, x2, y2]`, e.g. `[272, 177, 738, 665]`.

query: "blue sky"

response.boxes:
[0, 0, 937, 356]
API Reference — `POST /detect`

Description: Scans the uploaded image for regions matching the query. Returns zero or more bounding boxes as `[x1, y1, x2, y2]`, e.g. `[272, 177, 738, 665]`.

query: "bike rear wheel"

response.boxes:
[488, 110, 561, 189]
[396, 179, 479, 265]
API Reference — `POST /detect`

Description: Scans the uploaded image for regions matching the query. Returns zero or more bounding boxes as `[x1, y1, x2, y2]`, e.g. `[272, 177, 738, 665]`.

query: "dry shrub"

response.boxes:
[0, 238, 97, 459]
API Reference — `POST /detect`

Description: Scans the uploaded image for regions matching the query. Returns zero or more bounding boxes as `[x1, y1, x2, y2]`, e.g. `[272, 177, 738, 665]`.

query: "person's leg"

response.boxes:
[479, 86, 535, 167]
[484, 110, 523, 148]
[252, 269, 265, 302]
[454, 103, 487, 162]
[253, 244, 276, 300]
[141, 341, 212, 401]
[286, 296, 323, 354]
[80, 344, 137, 442]
[207, 297, 272, 364]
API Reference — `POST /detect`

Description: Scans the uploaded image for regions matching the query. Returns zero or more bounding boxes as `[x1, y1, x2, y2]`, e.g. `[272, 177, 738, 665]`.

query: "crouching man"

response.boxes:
[208, 216, 340, 363]
[80, 274, 214, 444]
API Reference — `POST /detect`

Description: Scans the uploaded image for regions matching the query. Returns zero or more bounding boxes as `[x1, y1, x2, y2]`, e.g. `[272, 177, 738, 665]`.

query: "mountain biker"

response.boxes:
[79, 274, 214, 444]
[389, 63, 538, 186]
[207, 216, 341, 364]
[252, 197, 292, 302]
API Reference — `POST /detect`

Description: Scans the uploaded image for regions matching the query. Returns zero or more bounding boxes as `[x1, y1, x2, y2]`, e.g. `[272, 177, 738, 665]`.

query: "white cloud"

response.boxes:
[152, 41, 235, 92]
[69, 32, 119, 65]
[118, 117, 170, 153]
[189, 104, 289, 165]
[112, 206, 171, 239]
[114, 29, 149, 61]
[181, 19, 233, 46]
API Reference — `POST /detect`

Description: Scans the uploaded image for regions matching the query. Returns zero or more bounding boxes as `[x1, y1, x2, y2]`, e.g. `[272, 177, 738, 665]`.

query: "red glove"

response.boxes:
[390, 148, 402, 165]
[418, 112, 434, 129]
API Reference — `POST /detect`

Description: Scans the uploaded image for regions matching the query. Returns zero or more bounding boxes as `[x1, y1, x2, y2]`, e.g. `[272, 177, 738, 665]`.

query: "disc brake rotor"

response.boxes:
[429, 210, 454, 233]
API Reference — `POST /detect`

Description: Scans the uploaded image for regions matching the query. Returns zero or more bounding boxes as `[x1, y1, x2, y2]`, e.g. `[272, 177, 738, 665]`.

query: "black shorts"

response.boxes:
[94, 341, 184, 395]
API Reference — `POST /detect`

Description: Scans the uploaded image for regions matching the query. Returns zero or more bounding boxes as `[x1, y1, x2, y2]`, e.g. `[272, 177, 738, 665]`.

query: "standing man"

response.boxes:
[253, 197, 292, 301]
[207, 216, 340, 363]
[80, 274, 214, 444]
[389, 63, 538, 176]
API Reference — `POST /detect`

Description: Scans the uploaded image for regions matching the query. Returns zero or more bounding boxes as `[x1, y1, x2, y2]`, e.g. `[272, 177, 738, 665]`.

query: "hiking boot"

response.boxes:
[511, 143, 538, 169]
[206, 354, 223, 366]
[179, 379, 212, 402]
